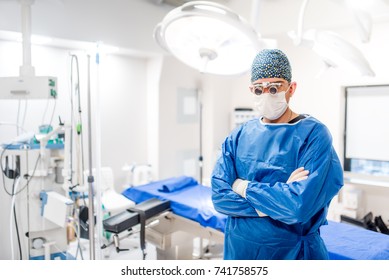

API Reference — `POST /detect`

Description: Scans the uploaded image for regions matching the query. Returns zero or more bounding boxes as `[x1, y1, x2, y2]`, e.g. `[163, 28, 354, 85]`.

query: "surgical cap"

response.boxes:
[251, 49, 292, 83]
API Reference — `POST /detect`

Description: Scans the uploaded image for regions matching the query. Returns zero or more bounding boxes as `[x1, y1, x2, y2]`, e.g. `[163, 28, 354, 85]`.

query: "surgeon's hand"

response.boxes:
[232, 178, 249, 198]
[287, 167, 309, 183]
[233, 179, 268, 217]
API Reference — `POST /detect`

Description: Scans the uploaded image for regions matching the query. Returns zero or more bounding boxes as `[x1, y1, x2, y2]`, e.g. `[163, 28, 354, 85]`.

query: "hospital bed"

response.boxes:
[105, 176, 389, 260]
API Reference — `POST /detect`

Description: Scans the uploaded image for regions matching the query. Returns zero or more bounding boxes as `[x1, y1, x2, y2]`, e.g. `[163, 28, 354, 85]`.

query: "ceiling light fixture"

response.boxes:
[153, 1, 262, 75]
[289, 0, 375, 77]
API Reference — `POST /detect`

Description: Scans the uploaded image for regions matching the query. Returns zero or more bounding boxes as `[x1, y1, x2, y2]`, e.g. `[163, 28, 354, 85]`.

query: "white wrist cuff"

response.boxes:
[232, 179, 249, 198]
[255, 209, 268, 217]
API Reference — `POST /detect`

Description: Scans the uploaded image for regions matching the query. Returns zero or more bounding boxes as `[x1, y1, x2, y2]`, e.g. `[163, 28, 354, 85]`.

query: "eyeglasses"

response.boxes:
[249, 82, 284, 96]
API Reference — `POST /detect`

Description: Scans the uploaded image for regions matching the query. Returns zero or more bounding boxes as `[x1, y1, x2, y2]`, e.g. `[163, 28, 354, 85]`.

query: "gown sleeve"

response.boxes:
[244, 124, 344, 224]
[211, 126, 260, 217]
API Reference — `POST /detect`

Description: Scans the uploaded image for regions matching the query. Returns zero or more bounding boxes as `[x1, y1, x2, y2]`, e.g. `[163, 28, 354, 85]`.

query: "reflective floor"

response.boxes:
[67, 233, 223, 260]
[67, 232, 157, 260]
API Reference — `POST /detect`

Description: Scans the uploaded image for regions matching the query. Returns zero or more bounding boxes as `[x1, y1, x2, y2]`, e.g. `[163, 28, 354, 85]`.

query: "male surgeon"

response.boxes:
[211, 49, 344, 259]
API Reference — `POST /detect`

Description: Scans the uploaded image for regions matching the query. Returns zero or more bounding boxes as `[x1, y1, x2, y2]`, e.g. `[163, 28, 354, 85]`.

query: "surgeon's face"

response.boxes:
[250, 78, 296, 102]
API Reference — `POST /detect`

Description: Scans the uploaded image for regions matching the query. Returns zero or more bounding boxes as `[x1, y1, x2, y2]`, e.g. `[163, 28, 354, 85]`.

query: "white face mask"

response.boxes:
[253, 90, 288, 120]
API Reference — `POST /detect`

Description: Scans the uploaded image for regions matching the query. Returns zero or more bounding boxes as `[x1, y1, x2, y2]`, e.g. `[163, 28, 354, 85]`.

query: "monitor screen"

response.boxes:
[344, 85, 389, 186]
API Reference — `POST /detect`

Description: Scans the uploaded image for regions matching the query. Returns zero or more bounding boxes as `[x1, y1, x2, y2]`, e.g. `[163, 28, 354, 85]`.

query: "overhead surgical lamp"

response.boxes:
[154, 1, 266, 185]
[329, 0, 374, 43]
[298, 29, 375, 77]
[289, 0, 375, 77]
[153, 1, 262, 75]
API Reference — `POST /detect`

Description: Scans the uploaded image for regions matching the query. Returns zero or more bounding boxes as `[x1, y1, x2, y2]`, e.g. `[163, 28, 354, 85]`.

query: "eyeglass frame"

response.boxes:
[249, 81, 289, 96]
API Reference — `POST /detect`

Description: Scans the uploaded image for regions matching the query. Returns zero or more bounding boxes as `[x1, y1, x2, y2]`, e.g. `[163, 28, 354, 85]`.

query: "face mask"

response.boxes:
[253, 90, 288, 120]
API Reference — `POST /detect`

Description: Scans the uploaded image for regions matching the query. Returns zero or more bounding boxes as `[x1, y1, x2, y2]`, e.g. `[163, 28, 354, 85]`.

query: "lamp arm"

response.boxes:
[296, 0, 310, 45]
[250, 0, 262, 33]
[351, 9, 372, 43]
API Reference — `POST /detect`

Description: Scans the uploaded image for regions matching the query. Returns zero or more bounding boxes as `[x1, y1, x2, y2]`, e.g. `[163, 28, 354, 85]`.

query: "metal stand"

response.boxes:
[86, 55, 96, 260]
[198, 100, 203, 185]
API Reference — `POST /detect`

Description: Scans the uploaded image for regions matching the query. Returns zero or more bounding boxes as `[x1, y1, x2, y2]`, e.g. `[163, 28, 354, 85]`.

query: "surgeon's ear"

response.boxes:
[289, 81, 297, 97]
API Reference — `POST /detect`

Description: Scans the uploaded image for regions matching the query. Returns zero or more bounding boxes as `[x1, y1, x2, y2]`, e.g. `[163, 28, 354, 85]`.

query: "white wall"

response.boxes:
[99, 54, 149, 189]
[0, 0, 172, 55]
[155, 55, 242, 184]
[158, 56, 202, 180]
[201, 73, 239, 184]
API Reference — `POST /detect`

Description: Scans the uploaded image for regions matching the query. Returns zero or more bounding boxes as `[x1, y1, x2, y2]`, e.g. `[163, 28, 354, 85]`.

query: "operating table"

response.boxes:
[104, 176, 389, 260]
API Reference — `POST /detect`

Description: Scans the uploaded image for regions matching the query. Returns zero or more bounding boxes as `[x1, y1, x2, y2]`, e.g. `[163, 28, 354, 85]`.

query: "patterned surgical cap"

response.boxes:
[251, 49, 292, 83]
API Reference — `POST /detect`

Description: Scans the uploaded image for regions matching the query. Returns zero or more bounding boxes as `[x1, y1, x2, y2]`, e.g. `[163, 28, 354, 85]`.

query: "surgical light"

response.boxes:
[302, 29, 375, 77]
[289, 0, 375, 77]
[153, 1, 262, 75]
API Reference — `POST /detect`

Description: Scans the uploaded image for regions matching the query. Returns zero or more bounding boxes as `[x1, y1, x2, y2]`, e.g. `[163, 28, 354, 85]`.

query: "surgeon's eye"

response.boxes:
[253, 86, 263, 95]
[268, 85, 279, 95]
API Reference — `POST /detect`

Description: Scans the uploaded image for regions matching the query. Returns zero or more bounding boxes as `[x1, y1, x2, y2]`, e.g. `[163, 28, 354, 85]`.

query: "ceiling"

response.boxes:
[0, 0, 388, 56]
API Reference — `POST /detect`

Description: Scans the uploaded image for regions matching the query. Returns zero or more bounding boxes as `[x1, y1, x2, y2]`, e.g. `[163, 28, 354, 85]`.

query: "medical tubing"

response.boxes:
[1, 145, 40, 196]
[9, 177, 20, 260]
[17, 99, 21, 136]
[13, 180, 23, 260]
[70, 54, 85, 187]
[21, 100, 28, 135]
[69, 55, 75, 185]
[1, 145, 10, 194]
[14, 202, 22, 260]
[78, 62, 85, 187]
[48, 99, 57, 128]
[39, 97, 56, 132]
[10, 182, 15, 259]
[0, 144, 19, 195]
[41, 98, 50, 125]
[17, 152, 40, 195]
[15, 99, 28, 136]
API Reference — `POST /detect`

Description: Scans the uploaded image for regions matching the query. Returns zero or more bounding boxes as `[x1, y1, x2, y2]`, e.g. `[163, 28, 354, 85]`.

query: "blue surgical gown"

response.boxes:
[211, 115, 344, 260]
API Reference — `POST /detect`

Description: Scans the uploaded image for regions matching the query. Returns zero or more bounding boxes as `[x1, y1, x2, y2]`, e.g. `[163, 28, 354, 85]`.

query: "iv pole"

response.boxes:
[86, 55, 96, 260]
[198, 97, 203, 185]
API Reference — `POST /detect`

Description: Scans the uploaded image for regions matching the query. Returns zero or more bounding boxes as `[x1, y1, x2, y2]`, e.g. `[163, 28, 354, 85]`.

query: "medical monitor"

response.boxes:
[343, 84, 389, 187]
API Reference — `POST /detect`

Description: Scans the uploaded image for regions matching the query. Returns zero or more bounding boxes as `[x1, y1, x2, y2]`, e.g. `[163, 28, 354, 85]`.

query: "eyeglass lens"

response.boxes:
[253, 84, 279, 95]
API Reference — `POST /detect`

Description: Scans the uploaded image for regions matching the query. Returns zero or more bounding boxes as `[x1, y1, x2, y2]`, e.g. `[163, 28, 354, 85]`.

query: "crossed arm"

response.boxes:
[232, 167, 309, 198]
[211, 128, 343, 224]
